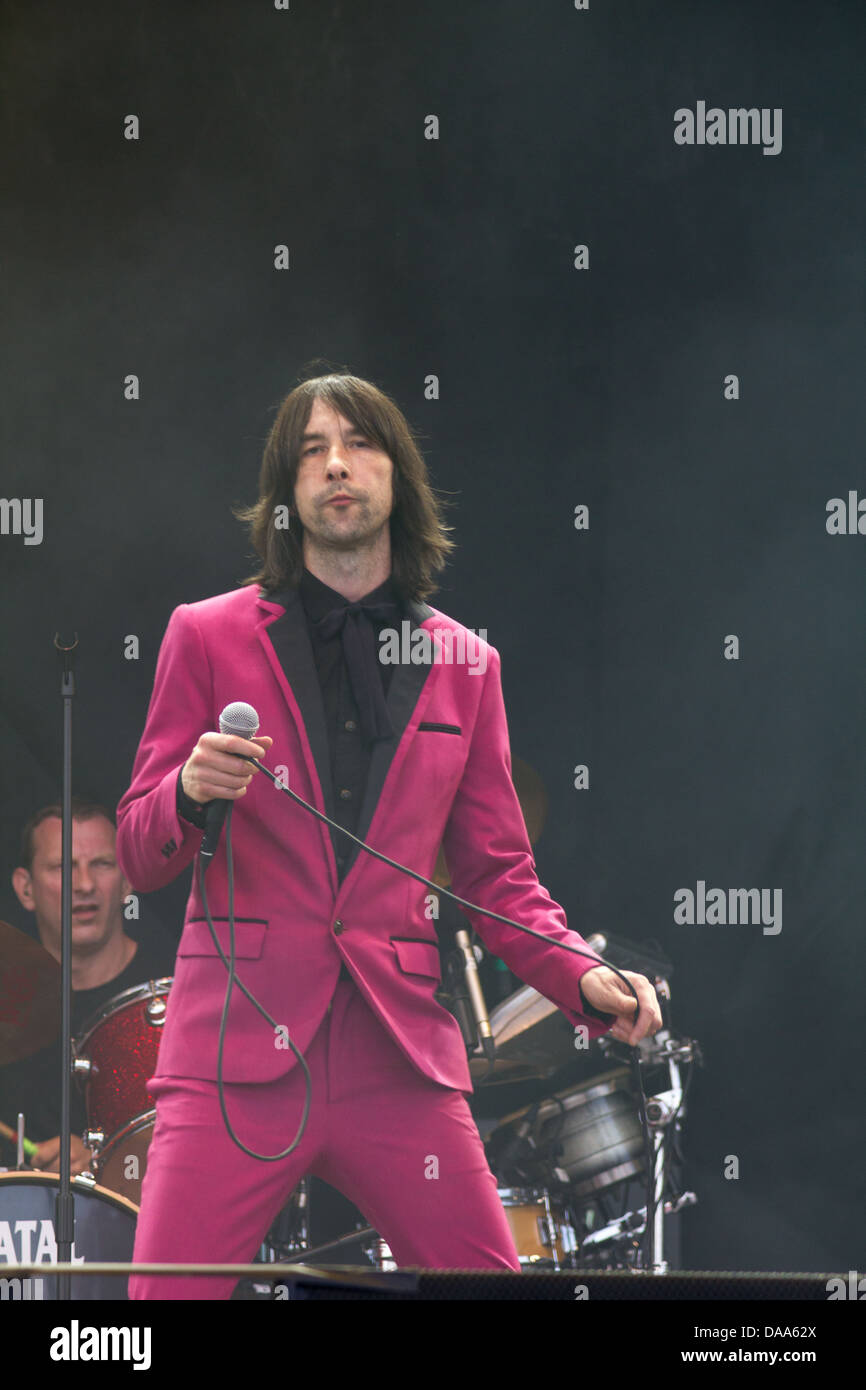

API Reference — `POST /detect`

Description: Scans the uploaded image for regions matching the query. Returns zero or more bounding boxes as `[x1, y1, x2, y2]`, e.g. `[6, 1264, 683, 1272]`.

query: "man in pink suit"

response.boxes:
[117, 371, 661, 1298]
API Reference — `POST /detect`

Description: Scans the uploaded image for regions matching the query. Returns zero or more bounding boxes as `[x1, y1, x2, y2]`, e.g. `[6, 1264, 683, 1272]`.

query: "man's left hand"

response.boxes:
[580, 966, 663, 1045]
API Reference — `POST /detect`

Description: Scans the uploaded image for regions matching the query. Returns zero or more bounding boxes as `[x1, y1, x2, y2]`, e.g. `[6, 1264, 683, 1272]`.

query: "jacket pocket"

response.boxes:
[391, 937, 441, 979]
[418, 722, 462, 735]
[179, 917, 268, 959]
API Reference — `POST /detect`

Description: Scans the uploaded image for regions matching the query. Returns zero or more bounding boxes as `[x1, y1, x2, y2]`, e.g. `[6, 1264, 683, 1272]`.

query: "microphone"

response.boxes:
[200, 702, 261, 862]
[455, 927, 495, 1063]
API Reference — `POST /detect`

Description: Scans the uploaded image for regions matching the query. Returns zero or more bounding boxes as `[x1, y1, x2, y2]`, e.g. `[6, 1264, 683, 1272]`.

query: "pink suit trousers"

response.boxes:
[129, 976, 521, 1300]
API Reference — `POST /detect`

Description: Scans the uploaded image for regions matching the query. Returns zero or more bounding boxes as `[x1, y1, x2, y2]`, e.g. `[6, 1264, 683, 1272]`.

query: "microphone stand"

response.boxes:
[54, 632, 78, 1300]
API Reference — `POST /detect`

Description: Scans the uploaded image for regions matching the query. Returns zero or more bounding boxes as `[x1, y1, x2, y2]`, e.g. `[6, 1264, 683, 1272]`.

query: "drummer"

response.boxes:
[0, 799, 176, 1173]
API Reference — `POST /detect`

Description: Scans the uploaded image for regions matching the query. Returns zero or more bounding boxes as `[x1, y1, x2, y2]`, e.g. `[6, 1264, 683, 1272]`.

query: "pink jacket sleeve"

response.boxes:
[441, 646, 611, 1038]
[116, 604, 213, 892]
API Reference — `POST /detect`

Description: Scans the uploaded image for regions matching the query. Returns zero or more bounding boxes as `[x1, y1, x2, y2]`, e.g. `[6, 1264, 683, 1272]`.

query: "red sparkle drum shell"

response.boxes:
[75, 978, 172, 1150]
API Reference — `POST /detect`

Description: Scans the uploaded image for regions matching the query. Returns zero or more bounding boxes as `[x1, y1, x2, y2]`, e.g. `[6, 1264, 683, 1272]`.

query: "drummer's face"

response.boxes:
[16, 816, 129, 958]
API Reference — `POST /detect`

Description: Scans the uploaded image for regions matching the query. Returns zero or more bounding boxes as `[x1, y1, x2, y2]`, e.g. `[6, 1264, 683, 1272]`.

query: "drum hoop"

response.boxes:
[570, 1156, 645, 1198]
[94, 1110, 157, 1160]
[76, 977, 173, 1049]
[497, 1186, 561, 1209]
[536, 1068, 635, 1122]
[494, 1065, 633, 1132]
[0, 1169, 140, 1216]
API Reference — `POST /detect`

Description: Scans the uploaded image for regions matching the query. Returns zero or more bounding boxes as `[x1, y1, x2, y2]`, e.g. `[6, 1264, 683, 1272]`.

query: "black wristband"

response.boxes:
[176, 764, 208, 829]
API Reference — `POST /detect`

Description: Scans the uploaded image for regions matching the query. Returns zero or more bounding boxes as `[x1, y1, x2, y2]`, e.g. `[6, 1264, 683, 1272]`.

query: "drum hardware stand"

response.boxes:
[270, 1221, 378, 1265]
[259, 1177, 313, 1262]
[598, 1024, 700, 1273]
[54, 631, 79, 1300]
[258, 1182, 384, 1274]
[251, 1183, 386, 1276]
[625, 1028, 700, 1273]
[579, 1191, 697, 1262]
[538, 1188, 578, 1268]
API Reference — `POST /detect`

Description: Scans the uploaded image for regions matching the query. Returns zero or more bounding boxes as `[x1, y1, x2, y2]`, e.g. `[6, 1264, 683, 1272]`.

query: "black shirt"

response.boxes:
[176, 567, 406, 885]
[295, 565, 404, 879]
[0, 930, 177, 1156]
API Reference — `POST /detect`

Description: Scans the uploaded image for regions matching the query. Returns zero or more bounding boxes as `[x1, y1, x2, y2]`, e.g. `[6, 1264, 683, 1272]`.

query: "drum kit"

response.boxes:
[0, 925, 173, 1297]
[472, 1009, 700, 1272]
[0, 761, 701, 1296]
[244, 950, 700, 1285]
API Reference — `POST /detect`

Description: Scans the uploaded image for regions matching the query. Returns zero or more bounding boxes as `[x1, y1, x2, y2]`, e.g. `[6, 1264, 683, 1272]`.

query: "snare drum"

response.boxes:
[75, 978, 171, 1206]
[0, 1171, 137, 1299]
[497, 1187, 577, 1269]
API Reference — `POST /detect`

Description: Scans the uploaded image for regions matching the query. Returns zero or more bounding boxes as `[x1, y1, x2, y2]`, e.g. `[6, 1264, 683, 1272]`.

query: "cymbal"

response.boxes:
[467, 982, 584, 1085]
[433, 754, 549, 888]
[0, 920, 60, 1065]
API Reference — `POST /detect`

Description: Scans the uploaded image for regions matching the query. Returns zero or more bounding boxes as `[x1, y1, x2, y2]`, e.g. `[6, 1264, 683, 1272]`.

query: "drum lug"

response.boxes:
[72, 1056, 92, 1078]
[83, 1128, 105, 1152]
[364, 1237, 397, 1271]
[145, 997, 167, 1025]
[536, 1215, 555, 1249]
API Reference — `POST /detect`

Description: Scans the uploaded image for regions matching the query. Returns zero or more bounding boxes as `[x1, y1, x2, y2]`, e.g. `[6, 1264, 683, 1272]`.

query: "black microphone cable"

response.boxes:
[199, 805, 312, 1161]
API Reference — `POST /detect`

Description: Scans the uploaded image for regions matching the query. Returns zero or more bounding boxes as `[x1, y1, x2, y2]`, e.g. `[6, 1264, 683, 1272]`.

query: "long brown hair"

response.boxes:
[237, 369, 455, 601]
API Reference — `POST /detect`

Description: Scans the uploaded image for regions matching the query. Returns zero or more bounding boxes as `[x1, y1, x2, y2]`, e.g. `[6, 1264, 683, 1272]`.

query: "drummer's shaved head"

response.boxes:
[19, 800, 116, 873]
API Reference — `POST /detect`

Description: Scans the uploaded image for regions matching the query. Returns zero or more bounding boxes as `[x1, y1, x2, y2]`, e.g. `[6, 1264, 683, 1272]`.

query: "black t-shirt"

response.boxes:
[0, 931, 177, 1158]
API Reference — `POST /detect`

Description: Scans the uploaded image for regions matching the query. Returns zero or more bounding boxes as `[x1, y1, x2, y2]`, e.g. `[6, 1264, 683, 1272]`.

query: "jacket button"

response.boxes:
[333, 920, 345, 935]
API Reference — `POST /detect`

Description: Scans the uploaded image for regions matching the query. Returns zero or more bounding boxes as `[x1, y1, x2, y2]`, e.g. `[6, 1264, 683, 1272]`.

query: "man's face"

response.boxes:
[292, 398, 394, 551]
[12, 816, 129, 960]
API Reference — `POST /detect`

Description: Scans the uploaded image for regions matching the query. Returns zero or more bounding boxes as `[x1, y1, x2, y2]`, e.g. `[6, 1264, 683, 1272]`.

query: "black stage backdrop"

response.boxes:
[1, 0, 864, 1275]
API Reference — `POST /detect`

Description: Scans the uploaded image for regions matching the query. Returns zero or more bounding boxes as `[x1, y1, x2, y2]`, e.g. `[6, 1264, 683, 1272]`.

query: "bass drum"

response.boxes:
[0, 1171, 137, 1299]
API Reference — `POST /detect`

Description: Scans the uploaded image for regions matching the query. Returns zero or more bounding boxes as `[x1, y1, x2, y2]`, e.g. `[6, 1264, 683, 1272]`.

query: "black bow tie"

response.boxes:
[313, 600, 401, 742]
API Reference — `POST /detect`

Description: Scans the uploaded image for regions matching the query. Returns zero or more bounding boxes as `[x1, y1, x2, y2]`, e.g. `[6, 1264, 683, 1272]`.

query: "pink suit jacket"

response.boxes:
[116, 583, 611, 1092]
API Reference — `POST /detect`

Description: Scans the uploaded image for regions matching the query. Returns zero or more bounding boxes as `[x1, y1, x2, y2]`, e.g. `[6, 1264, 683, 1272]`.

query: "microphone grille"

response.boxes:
[219, 702, 260, 739]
